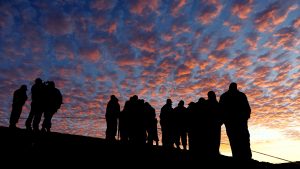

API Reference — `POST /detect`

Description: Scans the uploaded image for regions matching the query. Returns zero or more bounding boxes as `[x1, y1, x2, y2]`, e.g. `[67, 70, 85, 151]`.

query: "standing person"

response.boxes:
[105, 95, 120, 140]
[219, 82, 252, 160]
[9, 85, 28, 128]
[206, 91, 222, 157]
[41, 81, 62, 133]
[173, 100, 188, 150]
[25, 78, 45, 131]
[144, 102, 158, 146]
[160, 99, 173, 148]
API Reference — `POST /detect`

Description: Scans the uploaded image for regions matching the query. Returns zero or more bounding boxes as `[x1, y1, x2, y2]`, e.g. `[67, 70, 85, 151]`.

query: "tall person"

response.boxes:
[219, 82, 252, 160]
[105, 95, 120, 140]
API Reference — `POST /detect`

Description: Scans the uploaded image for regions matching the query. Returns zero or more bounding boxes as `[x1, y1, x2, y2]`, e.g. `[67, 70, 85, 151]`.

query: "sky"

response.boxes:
[0, 0, 300, 163]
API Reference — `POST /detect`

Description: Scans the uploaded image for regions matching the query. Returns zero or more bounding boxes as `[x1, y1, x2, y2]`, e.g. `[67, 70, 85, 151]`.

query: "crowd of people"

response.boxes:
[9, 78, 63, 133]
[9, 80, 251, 160]
[105, 82, 252, 160]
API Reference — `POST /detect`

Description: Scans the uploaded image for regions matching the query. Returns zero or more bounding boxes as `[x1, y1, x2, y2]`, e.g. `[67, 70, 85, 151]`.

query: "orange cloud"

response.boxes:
[215, 37, 235, 51]
[79, 46, 101, 62]
[255, 3, 298, 32]
[231, 0, 253, 19]
[245, 33, 260, 50]
[197, 0, 223, 25]
[223, 21, 241, 32]
[292, 17, 300, 28]
[108, 22, 117, 34]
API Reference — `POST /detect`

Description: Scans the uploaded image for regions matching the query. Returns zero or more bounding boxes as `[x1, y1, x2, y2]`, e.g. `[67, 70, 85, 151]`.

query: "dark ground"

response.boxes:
[0, 126, 299, 168]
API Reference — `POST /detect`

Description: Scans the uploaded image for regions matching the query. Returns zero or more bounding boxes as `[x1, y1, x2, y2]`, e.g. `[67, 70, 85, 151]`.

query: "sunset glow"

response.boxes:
[0, 0, 299, 163]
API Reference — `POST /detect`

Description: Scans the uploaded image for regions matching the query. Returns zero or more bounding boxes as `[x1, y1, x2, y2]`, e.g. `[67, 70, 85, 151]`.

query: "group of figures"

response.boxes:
[105, 83, 252, 160]
[9, 78, 63, 133]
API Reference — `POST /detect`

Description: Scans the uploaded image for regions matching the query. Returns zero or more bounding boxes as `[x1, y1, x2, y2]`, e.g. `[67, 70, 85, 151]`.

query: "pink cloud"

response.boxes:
[172, 24, 191, 35]
[161, 33, 173, 42]
[255, 3, 298, 32]
[215, 37, 235, 51]
[130, 0, 160, 15]
[197, 0, 223, 25]
[171, 0, 187, 16]
[79, 46, 101, 62]
[231, 0, 253, 19]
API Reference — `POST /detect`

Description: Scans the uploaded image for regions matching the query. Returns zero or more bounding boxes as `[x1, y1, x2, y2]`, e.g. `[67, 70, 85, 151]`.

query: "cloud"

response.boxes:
[108, 22, 117, 34]
[245, 32, 260, 50]
[89, 0, 117, 11]
[171, 0, 188, 16]
[231, 0, 253, 19]
[79, 46, 101, 62]
[43, 10, 73, 36]
[264, 27, 298, 51]
[215, 36, 235, 51]
[129, 0, 160, 16]
[198, 35, 213, 53]
[197, 0, 223, 25]
[130, 32, 157, 53]
[255, 2, 298, 32]
[292, 16, 300, 28]
[223, 21, 241, 32]
[54, 39, 75, 60]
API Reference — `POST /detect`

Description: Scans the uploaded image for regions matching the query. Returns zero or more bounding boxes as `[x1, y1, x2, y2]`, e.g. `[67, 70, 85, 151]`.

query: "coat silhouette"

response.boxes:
[219, 82, 252, 160]
[105, 95, 120, 140]
[206, 91, 222, 157]
[41, 81, 63, 132]
[160, 99, 173, 148]
[25, 78, 45, 131]
[9, 85, 28, 128]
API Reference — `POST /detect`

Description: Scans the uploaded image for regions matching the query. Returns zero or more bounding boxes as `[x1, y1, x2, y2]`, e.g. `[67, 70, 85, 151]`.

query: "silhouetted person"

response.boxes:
[160, 99, 173, 148]
[186, 101, 196, 151]
[206, 91, 222, 158]
[25, 78, 45, 131]
[173, 100, 188, 150]
[219, 82, 252, 160]
[105, 95, 120, 140]
[9, 85, 28, 128]
[144, 102, 158, 146]
[41, 81, 62, 132]
[190, 97, 207, 157]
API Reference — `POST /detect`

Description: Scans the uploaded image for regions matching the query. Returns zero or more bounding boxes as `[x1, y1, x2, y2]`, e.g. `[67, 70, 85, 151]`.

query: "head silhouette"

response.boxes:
[166, 99, 172, 105]
[208, 91, 216, 100]
[229, 82, 238, 91]
[20, 85, 27, 91]
[111, 95, 118, 101]
[48, 81, 55, 88]
[178, 100, 184, 106]
[35, 78, 42, 84]
[198, 97, 206, 103]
